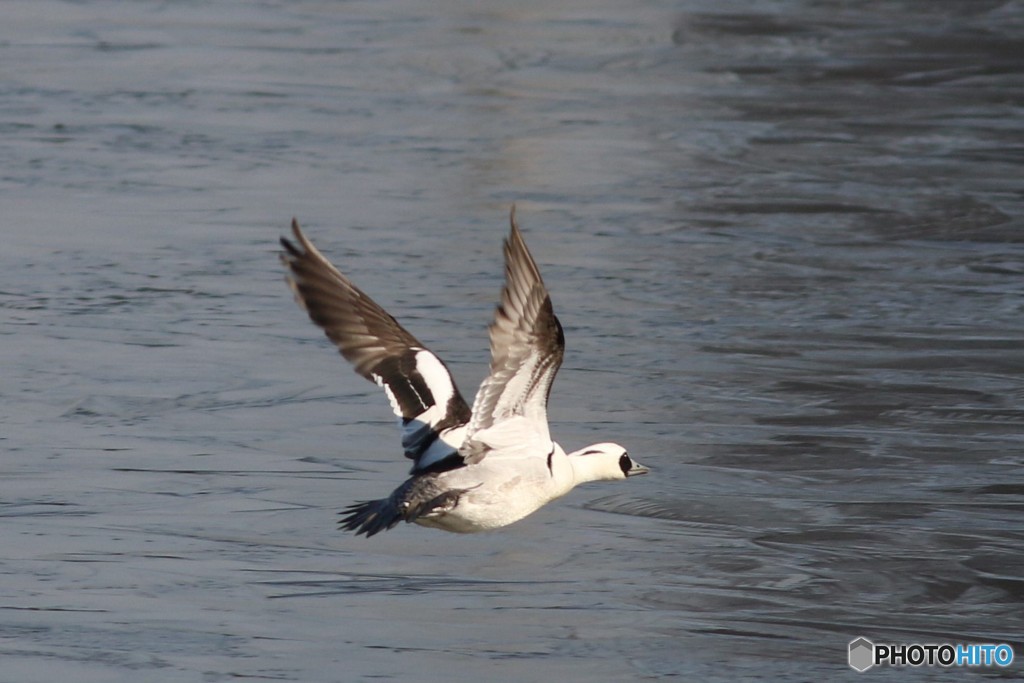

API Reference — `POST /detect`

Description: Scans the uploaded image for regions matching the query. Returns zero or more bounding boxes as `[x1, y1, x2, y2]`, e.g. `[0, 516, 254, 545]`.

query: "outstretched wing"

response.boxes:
[462, 208, 565, 461]
[281, 219, 472, 473]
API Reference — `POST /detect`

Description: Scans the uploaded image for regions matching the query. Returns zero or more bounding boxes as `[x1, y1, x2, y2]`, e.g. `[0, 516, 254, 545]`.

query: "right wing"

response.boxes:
[461, 208, 565, 462]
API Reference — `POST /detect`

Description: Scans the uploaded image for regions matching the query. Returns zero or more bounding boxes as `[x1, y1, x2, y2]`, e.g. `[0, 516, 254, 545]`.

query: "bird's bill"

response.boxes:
[627, 461, 650, 477]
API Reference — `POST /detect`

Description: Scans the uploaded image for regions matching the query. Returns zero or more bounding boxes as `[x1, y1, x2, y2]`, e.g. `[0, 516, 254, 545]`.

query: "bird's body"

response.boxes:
[280, 208, 647, 536]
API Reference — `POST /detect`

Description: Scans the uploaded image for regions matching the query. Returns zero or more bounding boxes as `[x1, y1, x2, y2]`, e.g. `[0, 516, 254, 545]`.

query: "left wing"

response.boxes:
[281, 219, 472, 472]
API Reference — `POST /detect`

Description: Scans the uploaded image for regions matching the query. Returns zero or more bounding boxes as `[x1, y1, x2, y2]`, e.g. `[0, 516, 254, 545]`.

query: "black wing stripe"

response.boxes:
[371, 351, 436, 418]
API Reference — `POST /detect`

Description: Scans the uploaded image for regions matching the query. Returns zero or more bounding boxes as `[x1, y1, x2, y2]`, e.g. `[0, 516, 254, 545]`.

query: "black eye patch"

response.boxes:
[619, 454, 631, 475]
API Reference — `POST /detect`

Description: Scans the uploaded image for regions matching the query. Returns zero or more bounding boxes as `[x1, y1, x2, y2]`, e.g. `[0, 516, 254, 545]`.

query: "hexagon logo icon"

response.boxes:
[849, 637, 875, 672]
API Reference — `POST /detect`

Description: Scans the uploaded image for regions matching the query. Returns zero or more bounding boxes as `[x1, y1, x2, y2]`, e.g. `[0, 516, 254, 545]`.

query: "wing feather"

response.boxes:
[280, 219, 472, 472]
[462, 208, 565, 461]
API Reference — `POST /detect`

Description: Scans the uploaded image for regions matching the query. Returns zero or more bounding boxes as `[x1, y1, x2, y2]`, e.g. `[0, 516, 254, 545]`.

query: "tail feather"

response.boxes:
[338, 499, 403, 537]
[338, 476, 474, 537]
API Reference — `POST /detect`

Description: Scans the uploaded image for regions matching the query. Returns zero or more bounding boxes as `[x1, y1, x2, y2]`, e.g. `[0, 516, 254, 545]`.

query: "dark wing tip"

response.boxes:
[290, 217, 306, 244]
[280, 218, 307, 257]
[279, 235, 299, 257]
[506, 204, 524, 251]
[503, 206, 544, 287]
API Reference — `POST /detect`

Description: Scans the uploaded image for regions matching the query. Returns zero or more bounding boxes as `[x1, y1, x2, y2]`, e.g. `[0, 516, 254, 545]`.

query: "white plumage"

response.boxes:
[280, 207, 647, 536]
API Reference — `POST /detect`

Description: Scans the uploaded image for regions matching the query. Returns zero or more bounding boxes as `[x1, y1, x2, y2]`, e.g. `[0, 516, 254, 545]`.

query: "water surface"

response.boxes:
[3, 1, 1023, 681]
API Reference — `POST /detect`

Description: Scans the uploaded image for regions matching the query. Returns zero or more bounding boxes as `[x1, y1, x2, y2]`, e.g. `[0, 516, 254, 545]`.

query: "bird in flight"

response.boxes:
[280, 208, 647, 536]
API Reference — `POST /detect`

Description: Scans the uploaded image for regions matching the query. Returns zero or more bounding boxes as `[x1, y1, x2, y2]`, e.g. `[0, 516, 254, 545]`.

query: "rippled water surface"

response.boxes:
[3, 1, 1023, 681]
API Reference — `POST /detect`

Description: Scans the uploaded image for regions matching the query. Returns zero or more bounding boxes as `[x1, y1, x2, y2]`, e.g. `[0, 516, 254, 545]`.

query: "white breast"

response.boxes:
[415, 445, 574, 533]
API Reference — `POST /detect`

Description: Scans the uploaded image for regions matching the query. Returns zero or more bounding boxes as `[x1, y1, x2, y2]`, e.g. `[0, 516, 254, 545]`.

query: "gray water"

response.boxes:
[3, 1, 1023, 681]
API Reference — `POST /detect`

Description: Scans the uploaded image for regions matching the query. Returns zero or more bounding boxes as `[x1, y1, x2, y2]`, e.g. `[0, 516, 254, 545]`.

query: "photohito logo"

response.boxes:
[848, 637, 1014, 672]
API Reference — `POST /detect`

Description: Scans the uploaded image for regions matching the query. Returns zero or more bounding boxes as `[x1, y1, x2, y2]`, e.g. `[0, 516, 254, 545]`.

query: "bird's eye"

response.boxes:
[618, 454, 632, 476]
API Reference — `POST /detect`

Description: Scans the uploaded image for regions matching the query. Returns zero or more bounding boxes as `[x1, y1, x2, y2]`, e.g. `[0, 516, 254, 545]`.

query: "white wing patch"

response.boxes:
[372, 373, 402, 417]
[371, 349, 467, 470]
[412, 349, 455, 417]
[370, 349, 454, 423]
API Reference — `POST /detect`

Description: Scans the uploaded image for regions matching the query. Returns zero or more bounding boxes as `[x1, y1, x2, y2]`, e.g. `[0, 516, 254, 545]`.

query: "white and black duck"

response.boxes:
[280, 208, 647, 536]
